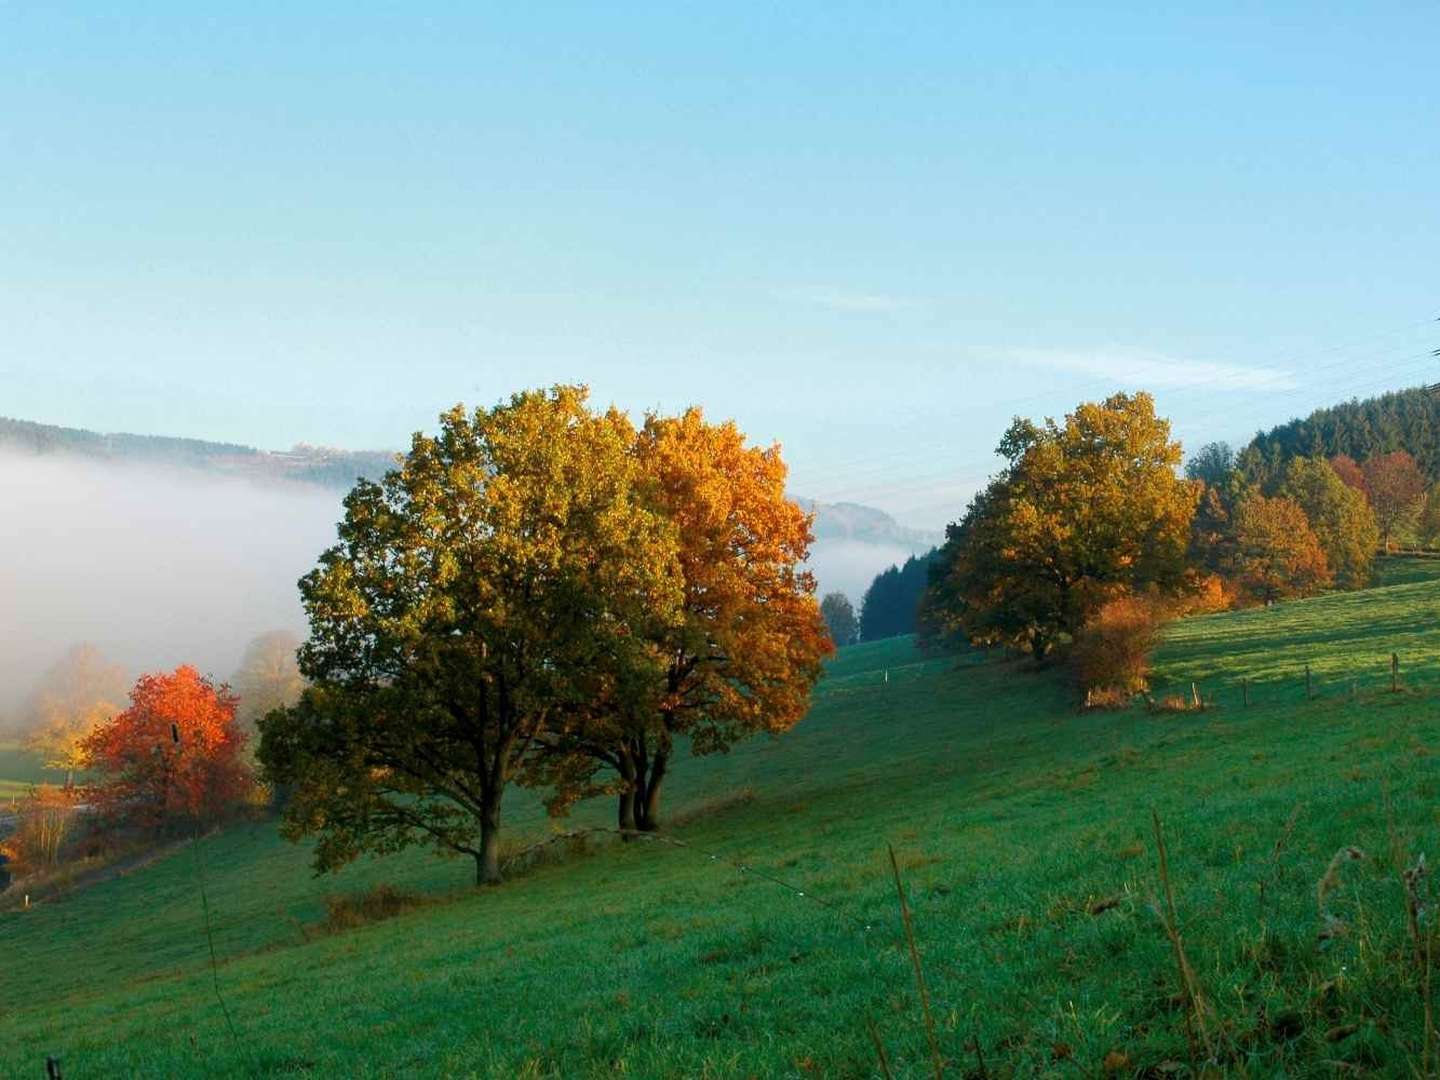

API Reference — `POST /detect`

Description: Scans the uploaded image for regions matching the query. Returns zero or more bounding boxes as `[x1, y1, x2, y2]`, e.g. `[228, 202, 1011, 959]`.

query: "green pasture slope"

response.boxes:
[4, 566, 1440, 1075]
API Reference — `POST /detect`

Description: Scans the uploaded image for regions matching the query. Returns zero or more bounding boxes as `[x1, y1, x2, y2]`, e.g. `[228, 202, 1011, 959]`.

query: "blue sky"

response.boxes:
[2, 3, 1436, 526]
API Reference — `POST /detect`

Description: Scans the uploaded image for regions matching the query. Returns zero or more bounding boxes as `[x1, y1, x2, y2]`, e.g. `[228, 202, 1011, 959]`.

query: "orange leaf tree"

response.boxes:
[534, 408, 832, 833]
[82, 665, 252, 829]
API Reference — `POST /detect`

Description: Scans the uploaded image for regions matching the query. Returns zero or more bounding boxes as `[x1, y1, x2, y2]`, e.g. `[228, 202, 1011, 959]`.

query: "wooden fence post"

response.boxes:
[1392, 653, 1399, 694]
[1306, 665, 1312, 701]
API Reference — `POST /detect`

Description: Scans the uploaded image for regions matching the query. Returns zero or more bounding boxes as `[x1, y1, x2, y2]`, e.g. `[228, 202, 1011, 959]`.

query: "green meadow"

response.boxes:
[4, 563, 1440, 1075]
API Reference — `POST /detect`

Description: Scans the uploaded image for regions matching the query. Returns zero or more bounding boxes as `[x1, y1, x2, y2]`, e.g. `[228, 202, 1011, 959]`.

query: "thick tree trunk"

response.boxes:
[477, 799, 503, 886]
[615, 745, 640, 837]
[617, 786, 637, 833]
[637, 748, 668, 832]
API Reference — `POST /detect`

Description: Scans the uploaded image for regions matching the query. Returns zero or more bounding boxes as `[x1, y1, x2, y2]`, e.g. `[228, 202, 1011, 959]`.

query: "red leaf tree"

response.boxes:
[83, 665, 253, 829]
[1362, 451, 1427, 551]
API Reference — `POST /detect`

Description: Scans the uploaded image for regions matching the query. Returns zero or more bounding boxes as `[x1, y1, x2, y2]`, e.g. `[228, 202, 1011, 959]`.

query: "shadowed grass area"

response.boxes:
[4, 572, 1440, 1075]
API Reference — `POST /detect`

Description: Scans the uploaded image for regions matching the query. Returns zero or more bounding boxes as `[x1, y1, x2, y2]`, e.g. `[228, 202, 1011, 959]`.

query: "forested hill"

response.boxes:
[1242, 386, 1440, 480]
[0, 415, 399, 490]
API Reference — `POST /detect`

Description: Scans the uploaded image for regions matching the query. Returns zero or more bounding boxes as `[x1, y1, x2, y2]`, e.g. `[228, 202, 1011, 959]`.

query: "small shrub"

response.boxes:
[1174, 572, 1236, 615]
[1082, 687, 1132, 711]
[322, 883, 425, 932]
[0, 785, 77, 876]
[1072, 595, 1169, 694]
[1149, 694, 1198, 715]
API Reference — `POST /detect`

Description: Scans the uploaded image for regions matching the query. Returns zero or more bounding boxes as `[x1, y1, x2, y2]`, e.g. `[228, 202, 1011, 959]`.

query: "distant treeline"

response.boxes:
[0, 416, 395, 490]
[1239, 387, 1440, 485]
[858, 549, 937, 641]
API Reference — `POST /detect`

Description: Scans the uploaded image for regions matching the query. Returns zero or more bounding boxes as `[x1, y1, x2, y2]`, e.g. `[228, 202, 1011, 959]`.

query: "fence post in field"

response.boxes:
[1306, 665, 1312, 701]
[1392, 653, 1399, 694]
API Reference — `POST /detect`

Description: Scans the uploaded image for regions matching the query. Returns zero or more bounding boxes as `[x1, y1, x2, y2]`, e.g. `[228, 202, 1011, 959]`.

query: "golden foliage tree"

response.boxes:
[23, 643, 128, 787]
[259, 388, 684, 885]
[926, 393, 1200, 657]
[1279, 457, 1379, 589]
[1229, 494, 1332, 601]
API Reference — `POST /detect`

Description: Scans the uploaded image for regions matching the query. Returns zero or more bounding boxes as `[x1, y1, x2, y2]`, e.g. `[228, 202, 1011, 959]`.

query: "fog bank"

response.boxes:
[0, 452, 925, 723]
[0, 452, 342, 722]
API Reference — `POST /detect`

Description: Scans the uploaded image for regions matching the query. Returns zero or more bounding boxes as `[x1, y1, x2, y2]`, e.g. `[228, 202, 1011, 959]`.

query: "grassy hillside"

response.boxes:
[4, 577, 1440, 1075]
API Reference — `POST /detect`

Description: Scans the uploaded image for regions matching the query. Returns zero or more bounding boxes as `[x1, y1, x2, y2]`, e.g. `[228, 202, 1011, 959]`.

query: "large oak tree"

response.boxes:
[259, 387, 684, 884]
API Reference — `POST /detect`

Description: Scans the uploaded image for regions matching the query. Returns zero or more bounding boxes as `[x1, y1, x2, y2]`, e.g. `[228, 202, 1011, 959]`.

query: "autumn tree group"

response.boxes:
[922, 391, 1437, 696]
[258, 387, 831, 885]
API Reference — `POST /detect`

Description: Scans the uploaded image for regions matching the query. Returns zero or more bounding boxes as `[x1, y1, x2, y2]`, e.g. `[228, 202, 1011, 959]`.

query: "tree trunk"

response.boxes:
[477, 799, 503, 886]
[637, 748, 668, 832]
[615, 745, 640, 838]
[617, 786, 637, 833]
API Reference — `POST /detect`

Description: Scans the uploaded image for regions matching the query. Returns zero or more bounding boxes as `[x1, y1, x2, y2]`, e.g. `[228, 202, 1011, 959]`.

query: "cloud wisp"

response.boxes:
[1011, 349, 1298, 392]
[780, 287, 917, 315]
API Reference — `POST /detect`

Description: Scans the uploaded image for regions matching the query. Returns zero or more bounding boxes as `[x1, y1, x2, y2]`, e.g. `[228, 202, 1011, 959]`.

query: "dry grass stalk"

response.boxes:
[1259, 803, 1303, 916]
[865, 1015, 895, 1079]
[1403, 855, 1434, 1076]
[1316, 847, 1365, 924]
[1150, 809, 1216, 1065]
[888, 843, 944, 1079]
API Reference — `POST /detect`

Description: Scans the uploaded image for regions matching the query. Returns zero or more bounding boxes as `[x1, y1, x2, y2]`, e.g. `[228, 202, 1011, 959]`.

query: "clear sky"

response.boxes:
[3, 3, 1436, 527]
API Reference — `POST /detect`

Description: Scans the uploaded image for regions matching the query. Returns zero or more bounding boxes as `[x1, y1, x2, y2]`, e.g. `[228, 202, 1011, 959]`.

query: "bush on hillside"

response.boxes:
[0, 785, 77, 877]
[1174, 572, 1235, 616]
[1071, 595, 1169, 695]
[322, 883, 427, 932]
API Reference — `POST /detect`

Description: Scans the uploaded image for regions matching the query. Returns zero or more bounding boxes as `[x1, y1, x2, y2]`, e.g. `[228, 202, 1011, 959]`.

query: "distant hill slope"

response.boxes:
[1241, 385, 1440, 480]
[0, 415, 396, 490]
[0, 415, 940, 554]
[792, 497, 939, 549]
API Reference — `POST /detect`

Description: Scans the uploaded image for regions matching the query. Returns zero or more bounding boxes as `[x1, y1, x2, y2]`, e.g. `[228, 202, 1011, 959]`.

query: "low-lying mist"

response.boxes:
[0, 451, 920, 727]
[0, 452, 343, 726]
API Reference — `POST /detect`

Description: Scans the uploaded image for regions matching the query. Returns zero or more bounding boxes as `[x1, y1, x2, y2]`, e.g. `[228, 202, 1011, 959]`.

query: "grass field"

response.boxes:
[4, 568, 1440, 1076]
[0, 739, 59, 802]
